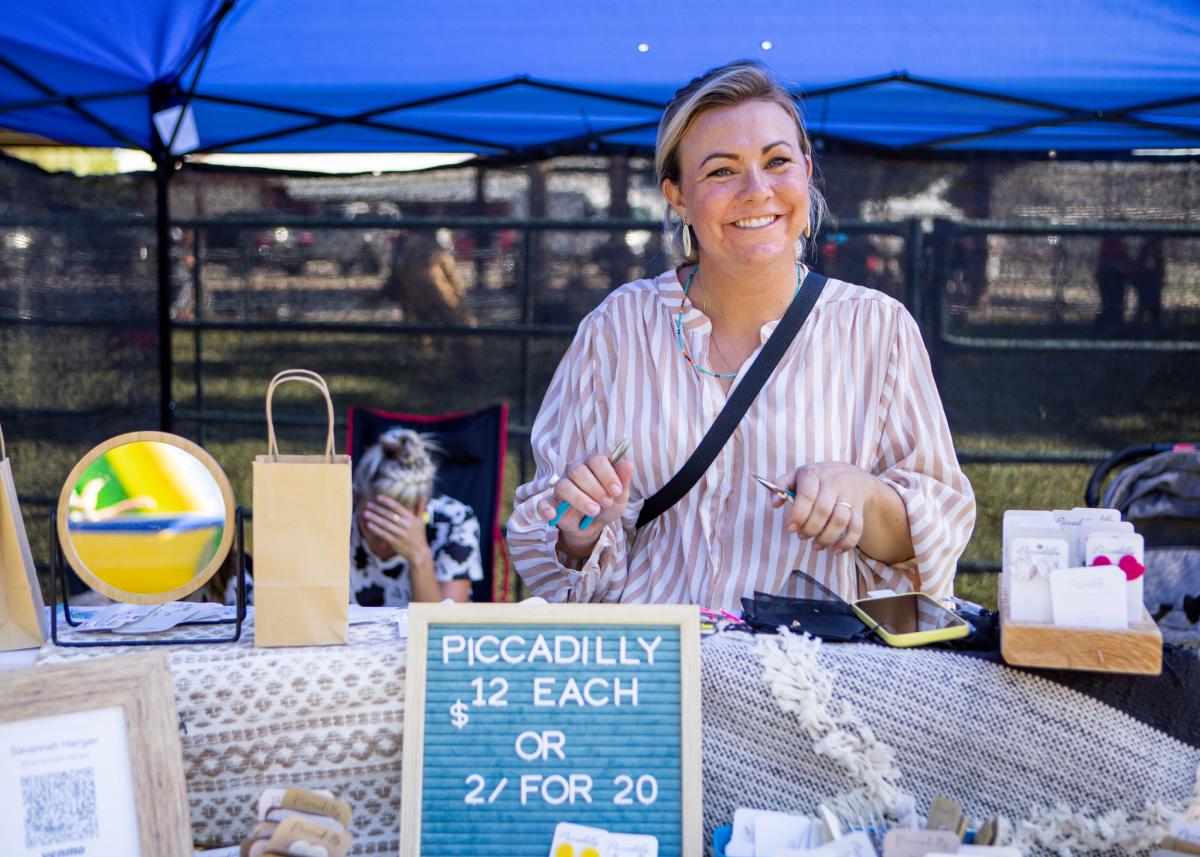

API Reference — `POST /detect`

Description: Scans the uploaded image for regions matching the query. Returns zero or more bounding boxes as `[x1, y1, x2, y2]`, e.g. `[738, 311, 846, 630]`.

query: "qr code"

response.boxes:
[22, 767, 98, 848]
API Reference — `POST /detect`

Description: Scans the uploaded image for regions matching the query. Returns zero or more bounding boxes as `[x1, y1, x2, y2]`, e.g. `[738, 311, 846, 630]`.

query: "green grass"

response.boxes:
[953, 571, 998, 609]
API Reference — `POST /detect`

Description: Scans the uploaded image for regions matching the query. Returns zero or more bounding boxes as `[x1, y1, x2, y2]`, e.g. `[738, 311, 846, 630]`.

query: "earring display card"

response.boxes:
[1051, 507, 1122, 558]
[1049, 565, 1128, 629]
[1084, 531, 1145, 622]
[549, 821, 659, 857]
[999, 510, 1054, 621]
[1002, 510, 1056, 548]
[1004, 531, 1069, 623]
[1000, 508, 1161, 675]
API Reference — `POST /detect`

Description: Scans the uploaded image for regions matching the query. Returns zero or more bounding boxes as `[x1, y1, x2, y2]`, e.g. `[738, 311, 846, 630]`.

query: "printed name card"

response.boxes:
[882, 829, 962, 857]
[1049, 565, 1128, 629]
[401, 604, 701, 857]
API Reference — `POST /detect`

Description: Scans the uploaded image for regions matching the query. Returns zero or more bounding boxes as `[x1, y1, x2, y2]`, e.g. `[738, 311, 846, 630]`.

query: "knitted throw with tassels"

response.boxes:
[700, 630, 1200, 856]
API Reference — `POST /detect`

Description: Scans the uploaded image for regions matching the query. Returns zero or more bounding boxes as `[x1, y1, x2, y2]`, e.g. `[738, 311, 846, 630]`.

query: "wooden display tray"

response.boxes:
[999, 574, 1162, 675]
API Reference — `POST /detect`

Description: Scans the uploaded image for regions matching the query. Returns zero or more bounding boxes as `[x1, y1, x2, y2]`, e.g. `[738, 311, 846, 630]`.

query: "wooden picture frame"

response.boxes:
[0, 652, 191, 856]
[401, 603, 702, 857]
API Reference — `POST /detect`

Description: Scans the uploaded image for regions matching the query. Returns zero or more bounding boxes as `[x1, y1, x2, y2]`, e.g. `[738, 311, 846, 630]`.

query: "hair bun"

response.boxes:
[378, 427, 443, 470]
[378, 427, 423, 463]
[354, 427, 438, 504]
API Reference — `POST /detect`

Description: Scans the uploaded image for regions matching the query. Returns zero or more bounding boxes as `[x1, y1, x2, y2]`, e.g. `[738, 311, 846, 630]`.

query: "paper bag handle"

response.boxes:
[265, 369, 336, 461]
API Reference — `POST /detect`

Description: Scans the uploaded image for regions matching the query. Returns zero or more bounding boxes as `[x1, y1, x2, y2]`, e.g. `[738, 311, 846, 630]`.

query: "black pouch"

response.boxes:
[938, 598, 999, 652]
[739, 572, 873, 642]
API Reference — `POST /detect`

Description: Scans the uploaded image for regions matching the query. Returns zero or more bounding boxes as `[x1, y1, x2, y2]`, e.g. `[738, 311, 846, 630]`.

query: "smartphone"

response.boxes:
[850, 592, 970, 647]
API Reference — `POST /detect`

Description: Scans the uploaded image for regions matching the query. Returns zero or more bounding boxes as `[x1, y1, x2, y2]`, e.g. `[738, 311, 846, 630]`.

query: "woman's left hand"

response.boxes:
[770, 462, 876, 555]
[363, 494, 432, 563]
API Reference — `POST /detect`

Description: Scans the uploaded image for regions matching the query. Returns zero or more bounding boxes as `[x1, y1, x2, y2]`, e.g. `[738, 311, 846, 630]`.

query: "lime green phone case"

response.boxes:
[850, 592, 970, 648]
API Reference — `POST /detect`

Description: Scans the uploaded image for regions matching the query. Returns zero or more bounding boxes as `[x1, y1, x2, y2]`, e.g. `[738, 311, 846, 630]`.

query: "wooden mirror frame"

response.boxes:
[56, 431, 236, 605]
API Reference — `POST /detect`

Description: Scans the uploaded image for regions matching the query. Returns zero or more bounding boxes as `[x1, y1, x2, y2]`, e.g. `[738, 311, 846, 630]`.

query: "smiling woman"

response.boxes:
[655, 66, 826, 275]
[507, 61, 975, 609]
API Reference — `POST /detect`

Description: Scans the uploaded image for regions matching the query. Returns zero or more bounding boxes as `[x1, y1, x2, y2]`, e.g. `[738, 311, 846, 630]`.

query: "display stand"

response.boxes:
[999, 573, 1162, 675]
[49, 507, 248, 647]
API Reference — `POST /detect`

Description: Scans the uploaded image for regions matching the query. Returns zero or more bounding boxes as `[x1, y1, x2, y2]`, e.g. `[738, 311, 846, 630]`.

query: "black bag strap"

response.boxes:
[636, 270, 828, 529]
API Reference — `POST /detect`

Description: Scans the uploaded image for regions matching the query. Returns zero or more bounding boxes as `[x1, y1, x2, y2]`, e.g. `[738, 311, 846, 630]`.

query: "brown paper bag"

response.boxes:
[253, 370, 351, 647]
[0, 424, 48, 651]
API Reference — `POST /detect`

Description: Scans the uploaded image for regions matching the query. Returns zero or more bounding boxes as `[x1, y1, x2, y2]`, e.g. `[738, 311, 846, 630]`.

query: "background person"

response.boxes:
[1133, 234, 1165, 330]
[351, 427, 482, 605]
[382, 228, 474, 325]
[506, 61, 974, 609]
[1094, 236, 1134, 331]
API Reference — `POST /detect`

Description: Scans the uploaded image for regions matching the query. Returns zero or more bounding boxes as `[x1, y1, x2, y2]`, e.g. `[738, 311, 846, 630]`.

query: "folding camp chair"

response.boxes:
[346, 403, 509, 602]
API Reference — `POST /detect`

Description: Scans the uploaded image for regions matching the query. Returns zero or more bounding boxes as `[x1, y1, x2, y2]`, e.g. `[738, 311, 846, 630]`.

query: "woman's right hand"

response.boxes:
[538, 452, 634, 558]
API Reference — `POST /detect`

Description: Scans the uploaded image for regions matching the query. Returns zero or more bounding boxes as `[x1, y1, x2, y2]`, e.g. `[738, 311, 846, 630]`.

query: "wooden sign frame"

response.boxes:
[401, 603, 702, 857]
[0, 652, 191, 855]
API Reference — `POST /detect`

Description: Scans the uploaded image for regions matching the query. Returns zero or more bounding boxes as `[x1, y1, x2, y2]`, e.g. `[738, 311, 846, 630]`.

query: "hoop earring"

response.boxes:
[682, 221, 693, 258]
[803, 223, 811, 239]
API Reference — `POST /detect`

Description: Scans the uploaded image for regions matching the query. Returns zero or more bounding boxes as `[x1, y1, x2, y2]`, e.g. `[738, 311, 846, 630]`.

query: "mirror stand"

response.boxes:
[49, 508, 249, 648]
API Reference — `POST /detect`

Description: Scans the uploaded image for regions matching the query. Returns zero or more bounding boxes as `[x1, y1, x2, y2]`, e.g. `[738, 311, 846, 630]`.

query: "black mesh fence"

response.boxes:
[2, 152, 1198, 604]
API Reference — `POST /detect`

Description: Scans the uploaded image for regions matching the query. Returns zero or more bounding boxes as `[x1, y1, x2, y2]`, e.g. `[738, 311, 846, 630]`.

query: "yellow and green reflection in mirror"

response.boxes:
[66, 440, 225, 594]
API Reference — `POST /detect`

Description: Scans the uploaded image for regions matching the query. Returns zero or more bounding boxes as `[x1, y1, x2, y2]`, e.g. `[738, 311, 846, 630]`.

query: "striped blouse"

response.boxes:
[507, 268, 975, 609]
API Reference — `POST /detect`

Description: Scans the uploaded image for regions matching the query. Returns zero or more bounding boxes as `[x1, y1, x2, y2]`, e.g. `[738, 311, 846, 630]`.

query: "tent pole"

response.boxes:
[150, 79, 179, 433]
[153, 0, 224, 432]
[155, 155, 174, 433]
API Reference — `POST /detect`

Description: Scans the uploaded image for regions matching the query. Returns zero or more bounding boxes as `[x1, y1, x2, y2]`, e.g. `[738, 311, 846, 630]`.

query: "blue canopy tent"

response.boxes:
[3, 0, 1199, 425]
[4, 0, 1200, 156]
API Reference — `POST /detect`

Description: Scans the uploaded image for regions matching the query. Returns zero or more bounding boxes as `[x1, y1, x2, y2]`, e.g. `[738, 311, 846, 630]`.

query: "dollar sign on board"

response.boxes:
[449, 698, 469, 729]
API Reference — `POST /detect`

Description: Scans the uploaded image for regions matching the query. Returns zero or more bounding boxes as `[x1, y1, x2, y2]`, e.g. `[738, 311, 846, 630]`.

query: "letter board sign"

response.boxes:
[401, 604, 701, 857]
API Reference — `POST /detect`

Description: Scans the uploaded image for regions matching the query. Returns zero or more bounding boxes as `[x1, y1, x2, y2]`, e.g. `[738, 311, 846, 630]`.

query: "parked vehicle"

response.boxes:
[182, 223, 310, 276]
[311, 201, 399, 275]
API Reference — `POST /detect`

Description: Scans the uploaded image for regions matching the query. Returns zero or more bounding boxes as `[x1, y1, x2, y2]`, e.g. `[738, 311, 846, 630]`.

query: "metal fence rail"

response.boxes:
[927, 218, 1200, 354]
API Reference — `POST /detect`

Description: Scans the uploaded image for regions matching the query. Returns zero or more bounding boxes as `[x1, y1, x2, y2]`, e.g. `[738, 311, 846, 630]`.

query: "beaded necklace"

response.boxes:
[675, 262, 803, 379]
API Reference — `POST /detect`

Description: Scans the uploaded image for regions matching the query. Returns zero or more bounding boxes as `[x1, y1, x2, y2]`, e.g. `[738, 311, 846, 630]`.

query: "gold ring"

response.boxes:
[834, 501, 854, 516]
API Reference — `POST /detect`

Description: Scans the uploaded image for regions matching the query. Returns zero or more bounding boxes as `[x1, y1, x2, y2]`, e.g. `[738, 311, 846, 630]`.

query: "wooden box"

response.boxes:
[998, 574, 1163, 675]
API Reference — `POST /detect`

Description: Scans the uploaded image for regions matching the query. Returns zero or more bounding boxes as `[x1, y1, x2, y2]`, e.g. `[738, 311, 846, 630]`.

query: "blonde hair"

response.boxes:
[655, 60, 827, 263]
[353, 427, 439, 509]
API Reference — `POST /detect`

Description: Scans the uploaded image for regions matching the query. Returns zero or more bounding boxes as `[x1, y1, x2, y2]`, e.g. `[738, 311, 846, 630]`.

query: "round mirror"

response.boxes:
[56, 431, 235, 604]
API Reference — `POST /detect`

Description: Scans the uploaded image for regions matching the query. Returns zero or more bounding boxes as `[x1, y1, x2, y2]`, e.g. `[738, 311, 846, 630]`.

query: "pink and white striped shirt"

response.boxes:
[507, 268, 975, 609]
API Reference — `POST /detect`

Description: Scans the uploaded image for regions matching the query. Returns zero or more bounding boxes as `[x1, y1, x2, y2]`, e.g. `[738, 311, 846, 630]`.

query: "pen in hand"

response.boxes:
[550, 438, 632, 530]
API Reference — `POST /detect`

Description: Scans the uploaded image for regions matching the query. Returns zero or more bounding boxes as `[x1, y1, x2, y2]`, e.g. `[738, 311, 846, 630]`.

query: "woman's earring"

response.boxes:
[803, 223, 811, 239]
[682, 221, 693, 257]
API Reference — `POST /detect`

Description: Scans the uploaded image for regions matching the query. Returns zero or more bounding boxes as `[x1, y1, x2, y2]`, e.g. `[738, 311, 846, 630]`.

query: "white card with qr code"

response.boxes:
[0, 706, 140, 856]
